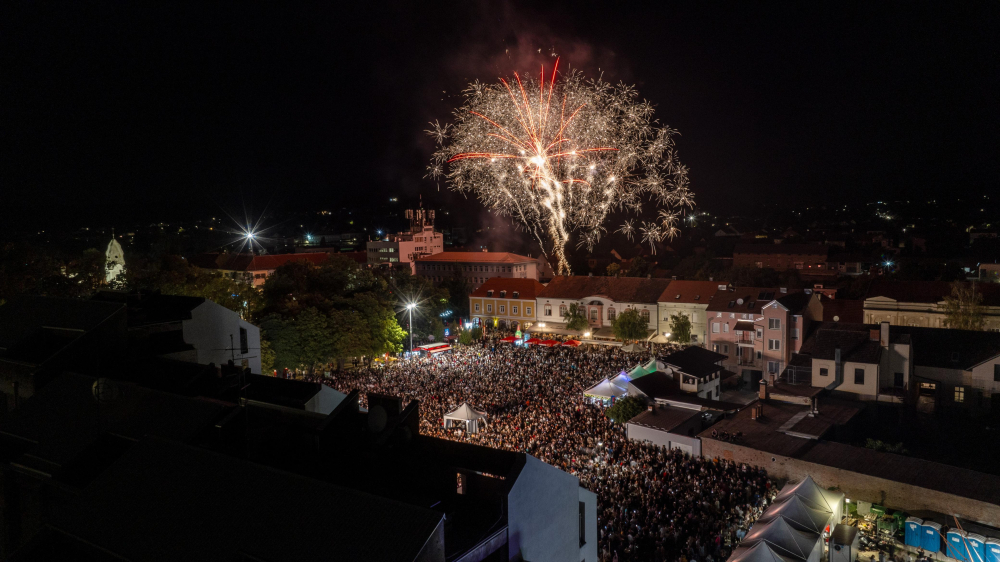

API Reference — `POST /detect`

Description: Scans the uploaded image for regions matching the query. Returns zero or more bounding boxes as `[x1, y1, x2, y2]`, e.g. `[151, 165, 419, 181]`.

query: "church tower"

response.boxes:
[105, 232, 125, 284]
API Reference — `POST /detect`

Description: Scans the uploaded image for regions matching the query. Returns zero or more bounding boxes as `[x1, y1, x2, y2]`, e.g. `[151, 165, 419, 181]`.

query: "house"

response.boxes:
[534, 276, 672, 339]
[706, 286, 822, 385]
[469, 277, 545, 330]
[733, 244, 833, 276]
[417, 251, 542, 290]
[190, 252, 330, 287]
[656, 280, 721, 345]
[657, 345, 732, 400]
[863, 280, 1000, 331]
[366, 208, 444, 270]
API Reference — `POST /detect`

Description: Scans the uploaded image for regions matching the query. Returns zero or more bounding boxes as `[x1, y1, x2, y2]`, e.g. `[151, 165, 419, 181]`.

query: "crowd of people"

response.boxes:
[322, 337, 776, 562]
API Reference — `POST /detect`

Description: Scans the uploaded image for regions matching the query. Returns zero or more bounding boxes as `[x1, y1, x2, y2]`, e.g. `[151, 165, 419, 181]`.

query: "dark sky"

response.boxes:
[3, 2, 998, 232]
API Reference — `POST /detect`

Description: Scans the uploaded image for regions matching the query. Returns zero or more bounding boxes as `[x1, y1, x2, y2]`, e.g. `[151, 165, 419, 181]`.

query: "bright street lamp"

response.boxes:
[406, 303, 416, 354]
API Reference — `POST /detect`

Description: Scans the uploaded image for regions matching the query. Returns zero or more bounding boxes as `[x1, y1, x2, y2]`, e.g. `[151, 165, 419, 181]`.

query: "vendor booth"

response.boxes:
[524, 338, 542, 345]
[443, 403, 488, 433]
[728, 542, 802, 562]
[742, 517, 823, 562]
[499, 336, 516, 343]
[756, 495, 833, 535]
[774, 476, 844, 524]
[584, 378, 628, 404]
[610, 372, 632, 393]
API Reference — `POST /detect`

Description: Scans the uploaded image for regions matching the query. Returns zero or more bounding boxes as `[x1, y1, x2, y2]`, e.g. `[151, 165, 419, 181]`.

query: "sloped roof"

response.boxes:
[757, 496, 832, 534]
[734, 244, 829, 257]
[660, 346, 727, 378]
[191, 253, 329, 272]
[470, 277, 546, 300]
[627, 406, 701, 433]
[820, 296, 864, 323]
[444, 402, 487, 421]
[729, 542, 804, 562]
[629, 372, 680, 399]
[742, 516, 821, 560]
[775, 475, 839, 513]
[584, 378, 628, 399]
[656, 280, 722, 304]
[865, 280, 1000, 306]
[798, 328, 882, 364]
[707, 287, 794, 314]
[774, 292, 815, 314]
[416, 251, 535, 263]
[538, 276, 673, 304]
[890, 325, 1000, 370]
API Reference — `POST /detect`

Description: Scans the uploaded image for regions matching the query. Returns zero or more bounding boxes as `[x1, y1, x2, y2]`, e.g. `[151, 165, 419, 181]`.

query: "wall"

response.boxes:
[507, 455, 589, 562]
[304, 385, 347, 415]
[469, 298, 536, 327]
[578, 487, 599, 562]
[863, 299, 1000, 331]
[627, 424, 702, 456]
[701, 438, 1000, 526]
[658, 303, 709, 344]
[182, 301, 262, 374]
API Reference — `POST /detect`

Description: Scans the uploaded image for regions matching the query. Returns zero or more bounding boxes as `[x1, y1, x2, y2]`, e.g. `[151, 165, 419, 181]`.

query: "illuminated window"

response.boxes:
[512, 306, 518, 314]
[474, 303, 480, 312]
[954, 387, 964, 403]
[641, 310, 650, 323]
[499, 305, 505, 313]
[544, 304, 551, 316]
[526, 307, 532, 316]
[486, 304, 492, 313]
[608, 307, 616, 320]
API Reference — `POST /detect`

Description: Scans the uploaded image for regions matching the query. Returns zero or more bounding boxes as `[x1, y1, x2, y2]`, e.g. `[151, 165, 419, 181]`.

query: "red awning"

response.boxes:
[540, 339, 560, 347]
[524, 338, 542, 345]
[562, 340, 581, 347]
[499, 336, 517, 343]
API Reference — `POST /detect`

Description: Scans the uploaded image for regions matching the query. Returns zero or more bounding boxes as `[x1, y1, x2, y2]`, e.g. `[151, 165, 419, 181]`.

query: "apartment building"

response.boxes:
[655, 280, 721, 345]
[469, 277, 545, 330]
[416, 251, 541, 290]
[706, 286, 821, 385]
[863, 280, 1000, 331]
[534, 276, 671, 339]
[366, 208, 443, 270]
[190, 253, 330, 287]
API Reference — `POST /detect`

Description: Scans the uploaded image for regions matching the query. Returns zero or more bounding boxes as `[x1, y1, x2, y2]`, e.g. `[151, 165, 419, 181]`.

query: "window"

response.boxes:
[722, 344, 729, 354]
[590, 308, 598, 321]
[756, 328, 763, 339]
[854, 368, 865, 385]
[512, 291, 519, 299]
[499, 305, 505, 313]
[894, 372, 904, 387]
[487, 290, 494, 297]
[756, 350, 762, 360]
[474, 303, 480, 312]
[608, 307, 616, 320]
[457, 473, 466, 495]
[768, 339, 780, 351]
[713, 344, 720, 353]
[641, 310, 650, 323]
[995, 365, 1000, 382]
[819, 367, 829, 377]
[712, 323, 720, 333]
[559, 304, 567, 316]
[723, 323, 729, 333]
[544, 304, 552, 316]
[512, 306, 518, 314]
[768, 361, 779, 374]
[768, 318, 780, 330]
[579, 501, 587, 547]
[716, 312, 722, 318]
[486, 304, 493, 313]
[954, 386, 965, 403]
[791, 328, 800, 339]
[239, 327, 249, 354]
[526, 307, 532, 316]
[499, 291, 506, 297]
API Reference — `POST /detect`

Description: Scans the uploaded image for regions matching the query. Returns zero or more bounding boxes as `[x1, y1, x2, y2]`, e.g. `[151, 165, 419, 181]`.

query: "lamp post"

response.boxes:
[406, 303, 416, 354]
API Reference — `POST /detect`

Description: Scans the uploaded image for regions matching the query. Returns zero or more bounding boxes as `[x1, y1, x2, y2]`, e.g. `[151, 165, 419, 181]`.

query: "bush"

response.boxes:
[605, 396, 646, 423]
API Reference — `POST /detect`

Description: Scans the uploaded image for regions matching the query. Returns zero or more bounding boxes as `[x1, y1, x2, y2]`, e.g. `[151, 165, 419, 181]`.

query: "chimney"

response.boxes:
[751, 405, 759, 420]
[869, 329, 880, 342]
[880, 321, 890, 347]
[758, 379, 769, 400]
[647, 404, 655, 413]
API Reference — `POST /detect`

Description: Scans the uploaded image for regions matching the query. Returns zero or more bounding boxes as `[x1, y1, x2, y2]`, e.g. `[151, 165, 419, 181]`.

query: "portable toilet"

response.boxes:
[905, 518, 924, 548]
[922, 521, 942, 553]
[983, 538, 1000, 562]
[966, 534, 986, 562]
[947, 529, 969, 561]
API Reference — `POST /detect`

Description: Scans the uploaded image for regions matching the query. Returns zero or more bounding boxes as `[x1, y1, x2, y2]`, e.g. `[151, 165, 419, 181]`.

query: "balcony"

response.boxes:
[736, 335, 755, 346]
[736, 357, 760, 367]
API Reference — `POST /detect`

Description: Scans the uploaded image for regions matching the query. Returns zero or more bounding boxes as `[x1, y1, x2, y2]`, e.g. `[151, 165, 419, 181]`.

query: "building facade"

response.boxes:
[733, 244, 833, 276]
[366, 208, 444, 270]
[190, 253, 330, 287]
[416, 251, 541, 290]
[706, 286, 821, 384]
[534, 276, 671, 339]
[468, 277, 544, 330]
[863, 280, 1000, 331]
[656, 280, 721, 345]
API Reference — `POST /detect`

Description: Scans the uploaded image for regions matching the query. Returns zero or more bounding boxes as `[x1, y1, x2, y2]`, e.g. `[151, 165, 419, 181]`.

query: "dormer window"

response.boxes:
[512, 291, 519, 299]
[500, 290, 506, 298]
[487, 290, 494, 297]
[676, 294, 681, 299]
[728, 301, 736, 308]
[694, 295, 701, 300]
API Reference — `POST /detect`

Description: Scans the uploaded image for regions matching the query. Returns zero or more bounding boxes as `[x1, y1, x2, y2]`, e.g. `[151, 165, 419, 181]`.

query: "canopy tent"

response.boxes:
[628, 359, 659, 380]
[774, 476, 845, 523]
[584, 378, 628, 400]
[499, 336, 517, 343]
[756, 496, 833, 535]
[443, 403, 488, 433]
[524, 338, 542, 345]
[540, 339, 560, 347]
[610, 372, 632, 392]
[742, 517, 823, 562]
[621, 343, 641, 352]
[729, 542, 803, 562]
[562, 340, 581, 347]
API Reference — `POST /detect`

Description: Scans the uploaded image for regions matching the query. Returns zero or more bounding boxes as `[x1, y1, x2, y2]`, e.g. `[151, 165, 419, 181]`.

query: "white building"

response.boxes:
[534, 276, 671, 339]
[105, 236, 125, 285]
[367, 208, 443, 270]
[656, 280, 722, 345]
[416, 251, 542, 289]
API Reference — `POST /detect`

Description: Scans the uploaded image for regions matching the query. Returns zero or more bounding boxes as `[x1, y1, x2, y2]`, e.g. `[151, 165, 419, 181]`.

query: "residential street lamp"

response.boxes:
[406, 303, 416, 354]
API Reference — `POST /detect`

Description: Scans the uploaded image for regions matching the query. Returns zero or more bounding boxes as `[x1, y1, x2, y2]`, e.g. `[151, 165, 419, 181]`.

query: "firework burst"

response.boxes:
[429, 59, 693, 274]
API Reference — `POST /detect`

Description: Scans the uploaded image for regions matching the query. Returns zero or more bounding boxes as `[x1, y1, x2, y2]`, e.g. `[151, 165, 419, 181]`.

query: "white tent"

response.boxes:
[756, 496, 833, 535]
[443, 403, 488, 433]
[584, 378, 627, 400]
[610, 372, 632, 393]
[742, 517, 823, 562]
[729, 542, 803, 562]
[621, 343, 640, 352]
[774, 475, 844, 523]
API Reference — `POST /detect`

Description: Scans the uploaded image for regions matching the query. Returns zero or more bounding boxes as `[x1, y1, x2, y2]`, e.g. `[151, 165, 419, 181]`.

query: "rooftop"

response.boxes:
[189, 252, 330, 272]
[733, 244, 829, 257]
[864, 279, 1000, 306]
[470, 277, 546, 301]
[798, 327, 883, 364]
[92, 291, 206, 327]
[707, 287, 800, 314]
[819, 296, 865, 323]
[0, 295, 124, 354]
[416, 251, 535, 263]
[539, 276, 673, 304]
[656, 280, 722, 304]
[659, 346, 728, 379]
[628, 406, 702, 433]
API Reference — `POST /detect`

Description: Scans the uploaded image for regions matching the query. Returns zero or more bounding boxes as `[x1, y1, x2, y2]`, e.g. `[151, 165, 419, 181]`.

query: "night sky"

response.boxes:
[4, 2, 998, 232]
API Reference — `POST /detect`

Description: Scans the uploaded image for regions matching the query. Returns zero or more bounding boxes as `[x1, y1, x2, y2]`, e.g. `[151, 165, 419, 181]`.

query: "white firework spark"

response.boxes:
[640, 221, 663, 254]
[616, 219, 636, 242]
[429, 59, 693, 274]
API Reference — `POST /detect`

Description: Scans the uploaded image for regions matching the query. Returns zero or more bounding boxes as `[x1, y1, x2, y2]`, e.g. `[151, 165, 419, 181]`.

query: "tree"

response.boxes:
[563, 302, 589, 331]
[605, 396, 646, 423]
[605, 263, 621, 277]
[943, 282, 986, 331]
[439, 275, 472, 318]
[612, 308, 648, 341]
[458, 325, 482, 345]
[669, 313, 692, 343]
[623, 256, 653, 278]
[260, 308, 335, 373]
[128, 254, 262, 320]
[380, 268, 450, 341]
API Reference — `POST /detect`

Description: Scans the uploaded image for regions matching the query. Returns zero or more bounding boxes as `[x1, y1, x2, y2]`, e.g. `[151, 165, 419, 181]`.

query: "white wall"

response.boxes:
[579, 487, 598, 562]
[304, 385, 347, 415]
[508, 455, 593, 562]
[627, 424, 702, 457]
[183, 300, 262, 374]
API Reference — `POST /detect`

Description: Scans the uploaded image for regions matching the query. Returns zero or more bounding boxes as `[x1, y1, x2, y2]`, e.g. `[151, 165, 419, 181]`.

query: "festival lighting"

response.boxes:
[429, 59, 694, 274]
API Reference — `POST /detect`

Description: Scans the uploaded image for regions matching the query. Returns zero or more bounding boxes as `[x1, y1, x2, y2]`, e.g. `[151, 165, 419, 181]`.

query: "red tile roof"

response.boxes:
[706, 286, 802, 314]
[819, 296, 864, 323]
[416, 252, 535, 263]
[469, 277, 546, 300]
[656, 280, 722, 304]
[538, 276, 673, 304]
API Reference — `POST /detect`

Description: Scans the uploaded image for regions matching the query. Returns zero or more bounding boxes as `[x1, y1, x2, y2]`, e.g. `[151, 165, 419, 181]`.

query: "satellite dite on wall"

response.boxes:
[105, 236, 125, 284]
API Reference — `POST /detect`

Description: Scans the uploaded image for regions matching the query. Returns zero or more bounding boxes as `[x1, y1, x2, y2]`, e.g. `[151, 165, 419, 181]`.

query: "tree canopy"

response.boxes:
[612, 308, 648, 341]
[605, 396, 645, 423]
[563, 302, 589, 331]
[669, 313, 692, 343]
[943, 282, 986, 331]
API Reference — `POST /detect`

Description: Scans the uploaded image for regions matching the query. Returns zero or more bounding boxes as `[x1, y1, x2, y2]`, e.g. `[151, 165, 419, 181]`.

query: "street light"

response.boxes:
[406, 303, 416, 354]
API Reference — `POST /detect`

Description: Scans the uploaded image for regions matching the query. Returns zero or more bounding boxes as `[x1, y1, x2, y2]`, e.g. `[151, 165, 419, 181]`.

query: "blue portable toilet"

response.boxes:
[905, 518, 924, 547]
[947, 529, 969, 561]
[984, 539, 1000, 562]
[966, 534, 986, 562]
[922, 521, 943, 553]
